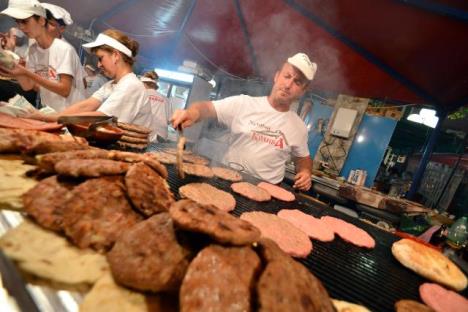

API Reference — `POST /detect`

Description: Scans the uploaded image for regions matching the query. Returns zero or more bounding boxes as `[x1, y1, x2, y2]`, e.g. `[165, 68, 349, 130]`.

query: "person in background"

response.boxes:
[140, 70, 170, 142]
[0, 0, 86, 112]
[84, 64, 107, 96]
[25, 29, 153, 132]
[1, 27, 28, 58]
[40, 2, 72, 41]
[172, 53, 317, 191]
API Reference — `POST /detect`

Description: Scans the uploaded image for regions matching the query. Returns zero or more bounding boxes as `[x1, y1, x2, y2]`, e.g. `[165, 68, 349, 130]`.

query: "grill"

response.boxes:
[151, 143, 468, 311]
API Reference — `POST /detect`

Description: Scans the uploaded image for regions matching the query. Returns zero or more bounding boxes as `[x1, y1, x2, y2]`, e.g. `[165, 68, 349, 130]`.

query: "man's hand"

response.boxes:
[0, 63, 27, 77]
[170, 108, 199, 129]
[293, 171, 312, 191]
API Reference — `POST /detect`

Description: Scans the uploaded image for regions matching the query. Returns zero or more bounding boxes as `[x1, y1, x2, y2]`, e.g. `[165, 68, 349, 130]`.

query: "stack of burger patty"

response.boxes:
[115, 122, 151, 151]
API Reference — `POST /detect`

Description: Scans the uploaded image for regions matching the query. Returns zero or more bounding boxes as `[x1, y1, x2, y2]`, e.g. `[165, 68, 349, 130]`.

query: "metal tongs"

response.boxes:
[176, 124, 186, 179]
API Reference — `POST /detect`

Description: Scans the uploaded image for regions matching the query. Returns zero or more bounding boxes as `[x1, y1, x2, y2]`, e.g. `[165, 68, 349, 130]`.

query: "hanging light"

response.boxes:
[407, 108, 439, 128]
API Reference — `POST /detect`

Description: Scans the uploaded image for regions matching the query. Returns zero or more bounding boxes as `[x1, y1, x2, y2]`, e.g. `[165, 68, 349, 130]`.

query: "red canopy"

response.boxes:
[45, 0, 468, 110]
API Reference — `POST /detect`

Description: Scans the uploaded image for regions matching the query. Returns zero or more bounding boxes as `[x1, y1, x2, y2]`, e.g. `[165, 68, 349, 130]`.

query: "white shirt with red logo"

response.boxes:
[93, 73, 152, 131]
[213, 95, 309, 183]
[144, 88, 169, 141]
[26, 38, 86, 112]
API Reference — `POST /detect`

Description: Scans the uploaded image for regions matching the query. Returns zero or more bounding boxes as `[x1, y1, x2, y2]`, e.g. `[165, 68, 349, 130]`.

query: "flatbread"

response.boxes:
[392, 238, 467, 291]
[333, 299, 371, 312]
[0, 221, 109, 285]
[80, 274, 178, 312]
[0, 159, 37, 210]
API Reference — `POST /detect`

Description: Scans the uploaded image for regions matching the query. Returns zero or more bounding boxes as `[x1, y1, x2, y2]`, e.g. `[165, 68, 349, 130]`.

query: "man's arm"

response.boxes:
[171, 100, 217, 129]
[293, 156, 313, 191]
[24, 97, 102, 122]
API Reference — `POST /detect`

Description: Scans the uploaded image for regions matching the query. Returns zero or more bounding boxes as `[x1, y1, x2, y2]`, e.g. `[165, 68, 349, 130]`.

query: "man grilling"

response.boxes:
[171, 53, 316, 191]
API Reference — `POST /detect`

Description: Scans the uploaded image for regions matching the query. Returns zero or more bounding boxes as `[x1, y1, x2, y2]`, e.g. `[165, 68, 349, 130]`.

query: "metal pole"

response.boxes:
[407, 109, 448, 199]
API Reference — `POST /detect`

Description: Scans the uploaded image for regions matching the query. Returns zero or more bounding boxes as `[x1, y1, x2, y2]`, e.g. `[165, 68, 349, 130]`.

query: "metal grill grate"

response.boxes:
[150, 143, 468, 311]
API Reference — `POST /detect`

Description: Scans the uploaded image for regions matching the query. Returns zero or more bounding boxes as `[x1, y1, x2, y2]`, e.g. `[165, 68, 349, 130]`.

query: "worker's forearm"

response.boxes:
[187, 101, 216, 122]
[295, 157, 313, 175]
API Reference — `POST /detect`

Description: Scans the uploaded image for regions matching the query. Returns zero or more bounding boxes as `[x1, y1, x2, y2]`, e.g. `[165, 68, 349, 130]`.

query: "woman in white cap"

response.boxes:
[140, 70, 170, 142]
[172, 53, 317, 191]
[0, 0, 85, 112]
[25, 29, 152, 131]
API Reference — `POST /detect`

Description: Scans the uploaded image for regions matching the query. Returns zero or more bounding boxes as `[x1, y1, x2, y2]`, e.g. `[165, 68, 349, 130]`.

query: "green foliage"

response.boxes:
[448, 107, 468, 120]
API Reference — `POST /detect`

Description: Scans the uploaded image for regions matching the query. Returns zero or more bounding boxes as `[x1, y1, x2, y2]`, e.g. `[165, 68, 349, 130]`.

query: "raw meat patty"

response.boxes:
[182, 163, 213, 178]
[321, 216, 375, 248]
[212, 167, 242, 182]
[231, 182, 271, 202]
[419, 283, 468, 312]
[179, 183, 236, 212]
[240, 211, 312, 258]
[258, 182, 295, 202]
[278, 209, 334, 242]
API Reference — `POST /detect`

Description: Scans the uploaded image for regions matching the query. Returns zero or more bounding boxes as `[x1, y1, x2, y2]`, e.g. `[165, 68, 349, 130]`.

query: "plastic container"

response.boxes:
[447, 216, 468, 249]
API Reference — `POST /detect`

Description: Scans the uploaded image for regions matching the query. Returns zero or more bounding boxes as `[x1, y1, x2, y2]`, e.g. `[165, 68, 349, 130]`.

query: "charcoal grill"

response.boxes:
[151, 143, 468, 311]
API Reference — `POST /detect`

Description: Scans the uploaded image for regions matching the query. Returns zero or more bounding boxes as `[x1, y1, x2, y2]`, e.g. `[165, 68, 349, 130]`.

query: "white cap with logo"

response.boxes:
[287, 53, 317, 81]
[1, 0, 46, 19]
[41, 3, 73, 25]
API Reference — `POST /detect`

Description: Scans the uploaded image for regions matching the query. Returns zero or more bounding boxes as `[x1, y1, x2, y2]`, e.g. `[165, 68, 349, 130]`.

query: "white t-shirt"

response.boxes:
[93, 73, 152, 129]
[145, 88, 169, 141]
[213, 95, 309, 184]
[26, 38, 86, 112]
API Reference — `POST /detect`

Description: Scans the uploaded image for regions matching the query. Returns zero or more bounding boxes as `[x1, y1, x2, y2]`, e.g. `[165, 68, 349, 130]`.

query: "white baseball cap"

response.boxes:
[82, 33, 133, 57]
[41, 3, 73, 25]
[140, 76, 157, 84]
[287, 53, 317, 80]
[1, 0, 46, 19]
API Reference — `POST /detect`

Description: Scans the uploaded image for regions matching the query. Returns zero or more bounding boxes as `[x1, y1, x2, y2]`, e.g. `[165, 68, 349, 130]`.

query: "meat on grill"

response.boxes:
[55, 159, 130, 177]
[278, 209, 334, 242]
[62, 177, 142, 252]
[37, 149, 109, 172]
[0, 128, 62, 153]
[23, 175, 75, 232]
[240, 211, 312, 258]
[321, 216, 375, 249]
[107, 213, 191, 292]
[180, 245, 261, 312]
[182, 163, 213, 178]
[212, 167, 242, 182]
[231, 182, 271, 202]
[419, 283, 468, 312]
[25, 140, 91, 155]
[169, 199, 260, 246]
[257, 182, 295, 202]
[125, 163, 174, 216]
[179, 183, 236, 212]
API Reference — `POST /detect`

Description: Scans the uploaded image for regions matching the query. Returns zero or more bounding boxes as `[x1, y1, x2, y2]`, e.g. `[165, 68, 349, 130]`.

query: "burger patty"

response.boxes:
[182, 163, 214, 178]
[55, 159, 130, 177]
[62, 177, 142, 251]
[179, 183, 236, 212]
[145, 151, 177, 165]
[120, 129, 149, 139]
[169, 200, 260, 245]
[182, 154, 209, 166]
[115, 141, 148, 151]
[125, 163, 174, 216]
[23, 175, 75, 232]
[180, 245, 261, 312]
[37, 149, 109, 172]
[107, 151, 167, 179]
[26, 140, 91, 155]
[256, 239, 334, 312]
[231, 182, 271, 202]
[119, 135, 149, 144]
[107, 213, 191, 292]
[0, 128, 62, 153]
[212, 167, 242, 182]
[117, 122, 151, 134]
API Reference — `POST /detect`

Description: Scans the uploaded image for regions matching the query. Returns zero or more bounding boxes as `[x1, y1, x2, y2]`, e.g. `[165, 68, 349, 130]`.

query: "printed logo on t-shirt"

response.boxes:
[248, 120, 288, 150]
[34, 65, 59, 81]
[149, 95, 165, 104]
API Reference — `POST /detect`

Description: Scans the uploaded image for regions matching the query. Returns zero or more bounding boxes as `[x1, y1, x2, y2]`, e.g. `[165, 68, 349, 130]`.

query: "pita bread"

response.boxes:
[80, 274, 147, 312]
[392, 238, 467, 291]
[0, 221, 108, 285]
[0, 159, 37, 210]
[332, 299, 371, 312]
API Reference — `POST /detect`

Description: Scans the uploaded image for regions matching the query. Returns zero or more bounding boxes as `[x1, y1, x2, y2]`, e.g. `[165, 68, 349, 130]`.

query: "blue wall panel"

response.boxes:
[340, 115, 397, 187]
[306, 101, 333, 158]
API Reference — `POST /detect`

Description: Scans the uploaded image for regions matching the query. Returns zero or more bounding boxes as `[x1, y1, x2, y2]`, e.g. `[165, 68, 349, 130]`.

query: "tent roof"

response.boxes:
[14, 0, 468, 111]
